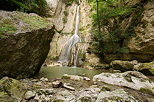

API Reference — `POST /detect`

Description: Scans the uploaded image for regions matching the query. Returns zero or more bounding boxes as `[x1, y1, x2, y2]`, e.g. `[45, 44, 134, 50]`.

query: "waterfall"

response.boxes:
[58, 5, 81, 67]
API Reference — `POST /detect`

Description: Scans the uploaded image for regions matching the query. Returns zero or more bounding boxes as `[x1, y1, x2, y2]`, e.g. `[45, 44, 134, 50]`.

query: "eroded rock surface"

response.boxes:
[0, 11, 55, 78]
[93, 71, 154, 94]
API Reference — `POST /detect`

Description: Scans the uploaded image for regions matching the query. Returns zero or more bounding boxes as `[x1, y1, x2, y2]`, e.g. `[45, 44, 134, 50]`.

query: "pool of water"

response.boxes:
[35, 66, 104, 80]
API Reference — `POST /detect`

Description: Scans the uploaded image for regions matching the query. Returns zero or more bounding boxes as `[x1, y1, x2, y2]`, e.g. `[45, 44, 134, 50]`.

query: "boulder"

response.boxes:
[111, 60, 154, 75]
[0, 11, 55, 78]
[0, 77, 27, 102]
[96, 89, 138, 102]
[111, 60, 138, 71]
[93, 71, 154, 94]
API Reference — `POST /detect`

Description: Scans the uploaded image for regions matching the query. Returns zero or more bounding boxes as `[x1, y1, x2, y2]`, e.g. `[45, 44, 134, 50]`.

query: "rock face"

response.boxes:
[0, 11, 55, 78]
[45, 0, 96, 67]
[126, 0, 154, 62]
[93, 71, 154, 94]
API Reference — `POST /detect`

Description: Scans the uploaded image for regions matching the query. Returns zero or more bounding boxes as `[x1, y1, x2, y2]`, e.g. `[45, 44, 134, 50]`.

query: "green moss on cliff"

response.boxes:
[64, 0, 79, 6]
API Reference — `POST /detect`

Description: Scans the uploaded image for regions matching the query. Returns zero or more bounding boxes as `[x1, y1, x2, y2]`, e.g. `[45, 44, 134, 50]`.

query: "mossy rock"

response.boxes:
[149, 69, 154, 75]
[0, 11, 52, 36]
[139, 88, 153, 95]
[0, 77, 27, 101]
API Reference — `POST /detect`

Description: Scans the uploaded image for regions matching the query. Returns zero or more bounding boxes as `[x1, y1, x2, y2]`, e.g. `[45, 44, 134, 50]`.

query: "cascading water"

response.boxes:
[58, 5, 81, 67]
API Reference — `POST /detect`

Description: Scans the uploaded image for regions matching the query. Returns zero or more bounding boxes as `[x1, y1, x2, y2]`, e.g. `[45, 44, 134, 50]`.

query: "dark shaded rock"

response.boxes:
[0, 11, 55, 79]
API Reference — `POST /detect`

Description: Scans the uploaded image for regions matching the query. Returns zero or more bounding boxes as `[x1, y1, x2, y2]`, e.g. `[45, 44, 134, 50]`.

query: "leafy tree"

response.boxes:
[0, 0, 47, 15]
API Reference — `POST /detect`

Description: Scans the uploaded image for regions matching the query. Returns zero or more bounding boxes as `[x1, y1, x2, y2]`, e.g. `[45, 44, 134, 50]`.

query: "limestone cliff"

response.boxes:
[126, 0, 154, 62]
[46, 0, 92, 66]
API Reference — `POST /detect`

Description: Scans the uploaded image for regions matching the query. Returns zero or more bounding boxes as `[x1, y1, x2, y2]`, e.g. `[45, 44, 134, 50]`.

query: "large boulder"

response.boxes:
[0, 11, 55, 78]
[93, 71, 154, 95]
[111, 60, 154, 75]
[111, 60, 138, 71]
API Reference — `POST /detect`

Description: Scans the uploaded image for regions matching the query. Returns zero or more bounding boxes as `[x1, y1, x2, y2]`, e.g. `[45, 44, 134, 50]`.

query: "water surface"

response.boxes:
[36, 66, 104, 80]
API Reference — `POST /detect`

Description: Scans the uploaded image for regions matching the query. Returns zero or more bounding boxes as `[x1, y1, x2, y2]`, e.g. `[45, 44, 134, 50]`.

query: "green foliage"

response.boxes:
[64, 10, 69, 16]
[3, 0, 47, 15]
[63, 16, 68, 24]
[64, 0, 79, 6]
[63, 9, 69, 24]
[90, 0, 144, 57]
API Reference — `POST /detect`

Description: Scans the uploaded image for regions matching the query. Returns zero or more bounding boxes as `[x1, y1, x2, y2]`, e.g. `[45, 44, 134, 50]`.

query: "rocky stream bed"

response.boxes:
[0, 70, 154, 102]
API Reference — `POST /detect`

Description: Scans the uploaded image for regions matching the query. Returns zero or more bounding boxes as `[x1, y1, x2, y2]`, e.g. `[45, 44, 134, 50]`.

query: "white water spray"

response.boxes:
[58, 5, 81, 67]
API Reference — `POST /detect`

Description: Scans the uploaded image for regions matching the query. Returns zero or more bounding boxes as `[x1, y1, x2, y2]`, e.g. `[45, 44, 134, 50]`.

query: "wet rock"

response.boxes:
[93, 71, 154, 94]
[111, 60, 138, 71]
[25, 91, 36, 100]
[52, 81, 63, 88]
[62, 74, 84, 81]
[0, 77, 27, 102]
[96, 89, 138, 102]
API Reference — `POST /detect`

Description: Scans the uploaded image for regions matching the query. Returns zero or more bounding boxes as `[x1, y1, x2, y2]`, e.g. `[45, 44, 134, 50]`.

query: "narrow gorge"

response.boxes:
[0, 0, 154, 102]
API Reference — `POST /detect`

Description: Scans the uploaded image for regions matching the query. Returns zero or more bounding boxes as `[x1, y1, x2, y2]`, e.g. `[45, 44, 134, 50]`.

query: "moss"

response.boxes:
[0, 19, 17, 35]
[79, 96, 92, 102]
[139, 88, 153, 95]
[13, 12, 50, 29]
[103, 96, 123, 102]
[64, 0, 79, 6]
[101, 86, 110, 91]
[149, 69, 154, 75]
[64, 10, 69, 16]
[63, 16, 67, 24]
[0, 24, 17, 35]
[0, 12, 51, 36]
